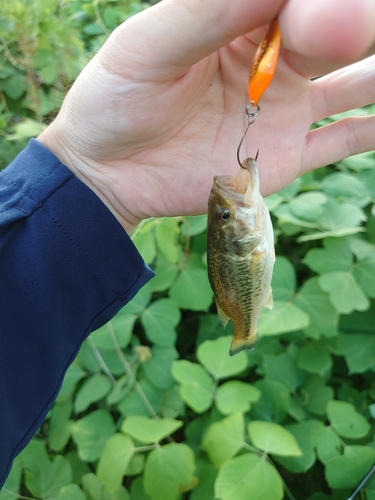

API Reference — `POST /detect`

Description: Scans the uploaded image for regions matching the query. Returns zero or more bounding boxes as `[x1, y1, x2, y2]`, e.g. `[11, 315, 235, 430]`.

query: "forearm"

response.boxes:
[0, 139, 154, 487]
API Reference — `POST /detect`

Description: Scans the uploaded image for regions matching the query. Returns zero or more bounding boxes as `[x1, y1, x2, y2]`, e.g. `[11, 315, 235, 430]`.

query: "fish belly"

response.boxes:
[211, 244, 273, 356]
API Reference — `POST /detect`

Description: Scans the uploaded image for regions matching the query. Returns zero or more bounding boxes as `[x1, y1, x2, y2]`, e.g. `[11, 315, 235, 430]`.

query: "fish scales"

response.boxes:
[207, 157, 275, 356]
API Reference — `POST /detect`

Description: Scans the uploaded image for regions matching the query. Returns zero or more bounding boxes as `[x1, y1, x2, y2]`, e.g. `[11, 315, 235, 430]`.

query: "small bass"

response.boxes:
[207, 157, 275, 356]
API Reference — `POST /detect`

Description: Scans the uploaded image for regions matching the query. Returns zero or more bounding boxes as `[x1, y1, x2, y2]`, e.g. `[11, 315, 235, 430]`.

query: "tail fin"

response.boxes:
[229, 334, 257, 356]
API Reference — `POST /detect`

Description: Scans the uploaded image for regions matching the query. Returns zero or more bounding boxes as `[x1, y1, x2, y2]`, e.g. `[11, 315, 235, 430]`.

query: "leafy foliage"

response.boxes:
[1, 2, 375, 500]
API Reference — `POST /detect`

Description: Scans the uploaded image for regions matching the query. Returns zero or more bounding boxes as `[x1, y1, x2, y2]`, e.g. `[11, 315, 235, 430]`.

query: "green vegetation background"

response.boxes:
[1, 1, 375, 499]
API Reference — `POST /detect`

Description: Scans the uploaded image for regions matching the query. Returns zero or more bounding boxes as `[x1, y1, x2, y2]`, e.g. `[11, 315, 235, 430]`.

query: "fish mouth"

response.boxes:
[213, 169, 251, 203]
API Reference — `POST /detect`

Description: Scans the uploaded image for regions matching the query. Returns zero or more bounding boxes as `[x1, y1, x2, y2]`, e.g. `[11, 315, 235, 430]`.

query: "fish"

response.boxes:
[206, 156, 275, 356]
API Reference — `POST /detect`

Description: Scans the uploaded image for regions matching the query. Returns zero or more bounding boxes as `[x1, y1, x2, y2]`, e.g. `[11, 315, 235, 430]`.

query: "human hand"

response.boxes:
[38, 0, 375, 233]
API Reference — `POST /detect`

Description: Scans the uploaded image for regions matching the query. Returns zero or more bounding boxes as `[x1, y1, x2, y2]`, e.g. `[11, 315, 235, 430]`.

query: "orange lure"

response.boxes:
[248, 18, 282, 106]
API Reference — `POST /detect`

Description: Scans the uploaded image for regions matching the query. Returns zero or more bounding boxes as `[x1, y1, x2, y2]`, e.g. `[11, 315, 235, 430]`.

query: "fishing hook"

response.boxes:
[237, 103, 260, 168]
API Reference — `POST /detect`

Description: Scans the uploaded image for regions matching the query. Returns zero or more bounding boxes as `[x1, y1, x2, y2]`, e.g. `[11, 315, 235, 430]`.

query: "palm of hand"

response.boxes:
[50, 17, 374, 228]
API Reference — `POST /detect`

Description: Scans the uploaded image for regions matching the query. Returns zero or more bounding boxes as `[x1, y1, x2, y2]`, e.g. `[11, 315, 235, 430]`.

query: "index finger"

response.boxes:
[103, 0, 286, 78]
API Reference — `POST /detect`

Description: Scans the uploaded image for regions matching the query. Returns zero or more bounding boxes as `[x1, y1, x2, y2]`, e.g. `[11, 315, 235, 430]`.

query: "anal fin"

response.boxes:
[216, 302, 229, 328]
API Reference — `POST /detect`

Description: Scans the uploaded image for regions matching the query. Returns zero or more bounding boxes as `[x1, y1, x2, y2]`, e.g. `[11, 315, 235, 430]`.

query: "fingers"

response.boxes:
[280, 0, 375, 77]
[302, 114, 375, 174]
[103, 0, 285, 78]
[311, 55, 375, 122]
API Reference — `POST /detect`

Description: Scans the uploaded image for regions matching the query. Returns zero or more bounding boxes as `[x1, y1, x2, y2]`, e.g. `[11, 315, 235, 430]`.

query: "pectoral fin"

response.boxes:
[216, 302, 229, 328]
[264, 287, 273, 310]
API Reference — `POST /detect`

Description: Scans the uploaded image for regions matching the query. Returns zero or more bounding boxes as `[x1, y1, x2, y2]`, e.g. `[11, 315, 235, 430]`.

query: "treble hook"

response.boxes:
[236, 103, 260, 168]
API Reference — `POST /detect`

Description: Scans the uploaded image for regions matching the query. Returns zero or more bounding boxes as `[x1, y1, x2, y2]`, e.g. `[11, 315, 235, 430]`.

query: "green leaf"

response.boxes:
[1, 74, 27, 100]
[271, 257, 296, 301]
[214, 453, 284, 500]
[354, 255, 375, 298]
[133, 229, 156, 264]
[118, 379, 163, 417]
[325, 445, 375, 489]
[121, 416, 183, 444]
[48, 401, 73, 451]
[248, 421, 303, 456]
[55, 484, 86, 500]
[155, 218, 181, 263]
[72, 409, 116, 462]
[262, 351, 303, 392]
[169, 260, 213, 311]
[91, 313, 136, 350]
[339, 308, 375, 334]
[289, 192, 327, 221]
[143, 346, 178, 389]
[321, 172, 371, 208]
[144, 443, 195, 500]
[25, 455, 72, 498]
[315, 426, 342, 463]
[203, 412, 245, 467]
[65, 452, 90, 484]
[348, 235, 375, 259]
[190, 463, 217, 500]
[82, 473, 102, 500]
[318, 199, 367, 230]
[258, 301, 310, 336]
[0, 457, 21, 500]
[303, 237, 353, 274]
[197, 336, 248, 380]
[319, 271, 369, 314]
[130, 477, 152, 500]
[251, 379, 290, 423]
[274, 420, 323, 472]
[172, 360, 215, 413]
[297, 341, 332, 377]
[215, 381, 260, 415]
[180, 215, 207, 236]
[161, 385, 185, 419]
[56, 363, 85, 402]
[327, 400, 371, 438]
[123, 454, 144, 476]
[197, 314, 234, 344]
[141, 298, 180, 347]
[97, 434, 134, 492]
[278, 178, 302, 199]
[122, 285, 151, 315]
[19, 439, 49, 472]
[7, 118, 47, 140]
[39, 62, 59, 84]
[74, 373, 112, 413]
[341, 151, 375, 171]
[274, 203, 318, 228]
[302, 377, 334, 416]
[293, 277, 338, 338]
[357, 167, 375, 199]
[336, 334, 375, 373]
[265, 192, 283, 211]
[149, 255, 179, 293]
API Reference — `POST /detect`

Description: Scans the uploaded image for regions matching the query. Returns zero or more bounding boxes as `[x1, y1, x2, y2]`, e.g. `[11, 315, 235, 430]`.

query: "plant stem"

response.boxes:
[88, 337, 116, 382]
[108, 323, 157, 417]
[135, 444, 157, 453]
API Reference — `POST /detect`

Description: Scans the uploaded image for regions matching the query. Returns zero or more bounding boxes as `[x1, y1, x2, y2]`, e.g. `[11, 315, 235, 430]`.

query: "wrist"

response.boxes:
[37, 124, 141, 235]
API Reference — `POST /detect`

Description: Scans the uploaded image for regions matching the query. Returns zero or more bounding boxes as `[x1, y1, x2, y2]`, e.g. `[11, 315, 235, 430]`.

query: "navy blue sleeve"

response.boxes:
[0, 139, 154, 488]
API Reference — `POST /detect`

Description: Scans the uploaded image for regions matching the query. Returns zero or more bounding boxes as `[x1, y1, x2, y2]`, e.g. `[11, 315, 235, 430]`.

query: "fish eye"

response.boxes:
[218, 208, 231, 222]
